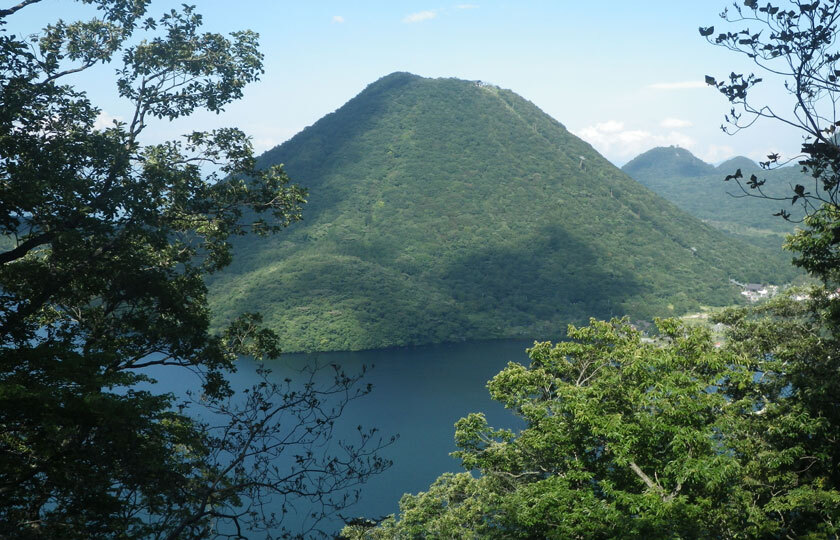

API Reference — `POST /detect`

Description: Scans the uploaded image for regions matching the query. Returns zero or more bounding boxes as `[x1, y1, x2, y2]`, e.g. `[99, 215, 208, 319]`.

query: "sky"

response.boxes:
[9, 0, 807, 166]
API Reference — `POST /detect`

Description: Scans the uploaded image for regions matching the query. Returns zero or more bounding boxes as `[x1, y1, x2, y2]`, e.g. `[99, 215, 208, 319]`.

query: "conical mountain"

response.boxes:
[209, 73, 796, 352]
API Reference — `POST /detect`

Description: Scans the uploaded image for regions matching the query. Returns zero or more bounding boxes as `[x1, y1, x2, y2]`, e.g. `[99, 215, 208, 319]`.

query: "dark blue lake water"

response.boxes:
[149, 338, 533, 536]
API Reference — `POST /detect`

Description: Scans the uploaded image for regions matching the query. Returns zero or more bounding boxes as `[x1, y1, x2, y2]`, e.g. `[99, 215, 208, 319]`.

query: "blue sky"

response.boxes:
[10, 1, 804, 165]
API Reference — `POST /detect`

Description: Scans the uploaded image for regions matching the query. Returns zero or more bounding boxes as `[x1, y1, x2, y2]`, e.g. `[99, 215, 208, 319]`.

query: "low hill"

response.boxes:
[622, 146, 716, 179]
[622, 146, 805, 250]
[716, 156, 762, 174]
[208, 73, 798, 352]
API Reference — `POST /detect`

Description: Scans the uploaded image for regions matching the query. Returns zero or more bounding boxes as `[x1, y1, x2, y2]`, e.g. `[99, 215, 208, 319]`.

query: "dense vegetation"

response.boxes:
[209, 73, 797, 352]
[342, 2, 840, 537]
[0, 2, 387, 537]
[343, 304, 840, 539]
[622, 146, 805, 249]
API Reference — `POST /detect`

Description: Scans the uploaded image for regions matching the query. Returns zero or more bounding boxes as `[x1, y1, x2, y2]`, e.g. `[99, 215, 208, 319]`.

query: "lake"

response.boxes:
[225, 338, 534, 536]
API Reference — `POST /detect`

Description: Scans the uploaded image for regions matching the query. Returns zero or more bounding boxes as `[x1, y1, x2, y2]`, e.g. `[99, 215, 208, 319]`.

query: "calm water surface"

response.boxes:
[237, 338, 531, 534]
[149, 338, 534, 536]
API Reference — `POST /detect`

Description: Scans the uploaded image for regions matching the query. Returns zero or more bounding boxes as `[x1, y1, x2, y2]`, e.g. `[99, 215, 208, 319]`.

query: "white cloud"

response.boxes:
[332, 15, 345, 23]
[698, 144, 736, 164]
[660, 117, 693, 129]
[662, 131, 696, 148]
[456, 4, 479, 8]
[94, 111, 123, 130]
[577, 126, 602, 140]
[403, 10, 437, 23]
[575, 121, 697, 162]
[252, 138, 280, 153]
[647, 80, 707, 90]
[595, 120, 624, 133]
[245, 126, 299, 154]
[616, 129, 655, 144]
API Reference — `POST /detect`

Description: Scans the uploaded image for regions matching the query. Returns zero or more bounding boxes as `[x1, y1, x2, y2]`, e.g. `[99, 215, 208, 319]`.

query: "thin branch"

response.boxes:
[40, 60, 97, 85]
[628, 461, 682, 503]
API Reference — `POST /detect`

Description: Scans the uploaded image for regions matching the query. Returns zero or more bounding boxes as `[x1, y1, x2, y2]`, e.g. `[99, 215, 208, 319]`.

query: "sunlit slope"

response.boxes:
[209, 73, 796, 352]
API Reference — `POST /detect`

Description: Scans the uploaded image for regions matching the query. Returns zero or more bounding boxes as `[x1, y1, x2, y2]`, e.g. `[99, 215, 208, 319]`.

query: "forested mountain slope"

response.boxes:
[622, 146, 805, 249]
[208, 73, 797, 352]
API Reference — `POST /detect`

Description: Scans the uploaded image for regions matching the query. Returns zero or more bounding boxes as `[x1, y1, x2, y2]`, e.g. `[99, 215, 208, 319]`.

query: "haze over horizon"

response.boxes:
[10, 1, 805, 166]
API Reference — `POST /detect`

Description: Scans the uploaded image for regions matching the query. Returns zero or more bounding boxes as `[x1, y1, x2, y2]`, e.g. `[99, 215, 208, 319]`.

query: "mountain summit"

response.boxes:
[209, 73, 793, 352]
[622, 146, 716, 179]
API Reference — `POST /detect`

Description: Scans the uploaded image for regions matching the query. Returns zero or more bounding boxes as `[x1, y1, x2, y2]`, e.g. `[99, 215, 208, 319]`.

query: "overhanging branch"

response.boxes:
[0, 232, 53, 265]
[0, 0, 42, 18]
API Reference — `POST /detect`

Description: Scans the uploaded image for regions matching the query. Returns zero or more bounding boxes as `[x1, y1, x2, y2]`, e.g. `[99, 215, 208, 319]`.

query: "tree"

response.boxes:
[343, 316, 840, 539]
[701, 0, 840, 285]
[0, 2, 389, 537]
[345, 2, 840, 535]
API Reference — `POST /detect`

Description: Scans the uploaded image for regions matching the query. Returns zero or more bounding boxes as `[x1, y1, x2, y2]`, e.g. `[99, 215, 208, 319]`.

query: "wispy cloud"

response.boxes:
[703, 144, 736, 164]
[660, 117, 693, 128]
[593, 120, 624, 133]
[577, 121, 743, 164]
[575, 119, 696, 162]
[647, 80, 707, 90]
[250, 126, 299, 153]
[403, 10, 437, 23]
[332, 15, 345, 23]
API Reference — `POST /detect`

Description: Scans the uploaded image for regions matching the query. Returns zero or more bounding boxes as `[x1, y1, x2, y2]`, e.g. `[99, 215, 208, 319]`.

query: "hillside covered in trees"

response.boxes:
[622, 146, 805, 249]
[208, 73, 797, 352]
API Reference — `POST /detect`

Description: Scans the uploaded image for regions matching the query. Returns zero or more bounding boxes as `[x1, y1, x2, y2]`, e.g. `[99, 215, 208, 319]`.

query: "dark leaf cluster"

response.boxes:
[0, 1, 386, 537]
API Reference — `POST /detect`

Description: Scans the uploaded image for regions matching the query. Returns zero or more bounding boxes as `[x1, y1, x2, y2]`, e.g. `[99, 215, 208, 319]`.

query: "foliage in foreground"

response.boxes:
[346, 1, 840, 536]
[341, 311, 840, 539]
[0, 1, 388, 538]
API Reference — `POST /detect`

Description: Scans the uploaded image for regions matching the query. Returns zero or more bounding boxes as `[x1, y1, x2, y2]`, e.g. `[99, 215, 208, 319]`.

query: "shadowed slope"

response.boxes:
[210, 74, 797, 352]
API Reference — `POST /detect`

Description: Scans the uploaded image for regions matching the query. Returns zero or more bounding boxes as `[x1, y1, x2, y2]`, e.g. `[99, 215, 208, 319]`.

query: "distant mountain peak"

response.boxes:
[369, 71, 422, 86]
[716, 155, 759, 173]
[622, 146, 716, 179]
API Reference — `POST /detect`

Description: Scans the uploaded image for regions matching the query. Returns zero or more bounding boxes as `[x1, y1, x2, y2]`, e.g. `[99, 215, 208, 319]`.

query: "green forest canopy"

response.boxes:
[622, 145, 805, 250]
[0, 2, 387, 537]
[343, 1, 840, 537]
[209, 73, 798, 353]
